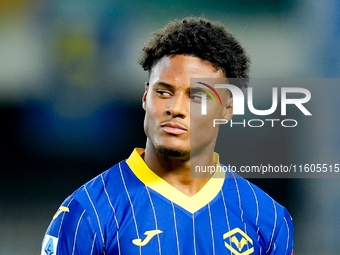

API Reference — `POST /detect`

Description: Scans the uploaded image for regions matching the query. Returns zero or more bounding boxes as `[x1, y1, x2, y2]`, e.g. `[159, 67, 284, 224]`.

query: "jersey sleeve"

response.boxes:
[270, 208, 294, 255]
[41, 196, 102, 255]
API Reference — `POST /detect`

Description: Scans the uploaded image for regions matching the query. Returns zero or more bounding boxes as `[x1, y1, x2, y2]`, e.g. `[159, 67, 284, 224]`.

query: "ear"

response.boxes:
[223, 95, 233, 121]
[142, 82, 149, 110]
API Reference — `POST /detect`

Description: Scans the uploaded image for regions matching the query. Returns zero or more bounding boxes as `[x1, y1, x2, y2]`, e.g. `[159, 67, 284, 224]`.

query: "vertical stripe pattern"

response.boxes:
[71, 210, 86, 255]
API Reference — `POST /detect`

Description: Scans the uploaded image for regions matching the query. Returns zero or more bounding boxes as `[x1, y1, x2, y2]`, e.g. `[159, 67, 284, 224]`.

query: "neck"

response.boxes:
[143, 140, 216, 197]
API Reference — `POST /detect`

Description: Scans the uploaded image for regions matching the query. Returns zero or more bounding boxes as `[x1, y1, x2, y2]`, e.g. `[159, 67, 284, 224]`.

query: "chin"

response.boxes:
[157, 145, 190, 159]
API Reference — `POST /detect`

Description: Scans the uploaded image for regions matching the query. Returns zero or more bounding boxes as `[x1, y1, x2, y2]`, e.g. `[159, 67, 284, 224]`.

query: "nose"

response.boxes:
[165, 93, 188, 118]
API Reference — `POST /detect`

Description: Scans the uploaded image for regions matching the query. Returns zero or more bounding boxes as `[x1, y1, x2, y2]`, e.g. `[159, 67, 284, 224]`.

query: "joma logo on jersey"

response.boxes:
[223, 228, 254, 255]
[53, 206, 70, 220]
[132, 230, 163, 246]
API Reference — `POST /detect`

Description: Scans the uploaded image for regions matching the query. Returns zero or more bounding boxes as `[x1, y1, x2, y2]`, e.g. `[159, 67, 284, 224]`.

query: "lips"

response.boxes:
[161, 123, 188, 135]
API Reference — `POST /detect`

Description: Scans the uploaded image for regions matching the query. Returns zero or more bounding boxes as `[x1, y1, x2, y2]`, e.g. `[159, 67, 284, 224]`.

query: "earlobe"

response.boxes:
[142, 82, 149, 110]
[223, 97, 233, 121]
[142, 97, 146, 110]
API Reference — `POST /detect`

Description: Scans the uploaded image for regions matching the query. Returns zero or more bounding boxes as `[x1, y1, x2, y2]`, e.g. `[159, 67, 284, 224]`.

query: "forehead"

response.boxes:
[149, 55, 225, 88]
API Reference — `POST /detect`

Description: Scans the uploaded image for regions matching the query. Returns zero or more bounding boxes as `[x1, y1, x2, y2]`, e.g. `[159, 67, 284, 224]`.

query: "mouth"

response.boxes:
[161, 123, 188, 135]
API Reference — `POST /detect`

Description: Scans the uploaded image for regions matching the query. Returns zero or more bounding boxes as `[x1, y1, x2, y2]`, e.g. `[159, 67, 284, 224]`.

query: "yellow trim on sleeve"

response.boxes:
[126, 148, 225, 214]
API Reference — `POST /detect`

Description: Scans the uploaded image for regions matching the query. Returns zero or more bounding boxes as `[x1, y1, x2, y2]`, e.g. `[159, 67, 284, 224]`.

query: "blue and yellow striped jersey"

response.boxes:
[41, 148, 294, 255]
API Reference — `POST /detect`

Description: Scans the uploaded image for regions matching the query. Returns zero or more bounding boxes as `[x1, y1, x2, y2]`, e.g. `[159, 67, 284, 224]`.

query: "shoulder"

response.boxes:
[47, 161, 128, 233]
[42, 160, 139, 254]
[70, 160, 139, 218]
[225, 172, 291, 218]
[68, 158, 147, 226]
[223, 172, 294, 251]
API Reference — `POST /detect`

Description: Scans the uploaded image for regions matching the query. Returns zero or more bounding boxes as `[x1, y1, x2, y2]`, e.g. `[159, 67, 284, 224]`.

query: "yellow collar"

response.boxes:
[126, 148, 225, 214]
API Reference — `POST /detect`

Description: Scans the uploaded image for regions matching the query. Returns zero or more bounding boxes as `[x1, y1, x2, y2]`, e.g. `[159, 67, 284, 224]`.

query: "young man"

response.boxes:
[41, 17, 294, 255]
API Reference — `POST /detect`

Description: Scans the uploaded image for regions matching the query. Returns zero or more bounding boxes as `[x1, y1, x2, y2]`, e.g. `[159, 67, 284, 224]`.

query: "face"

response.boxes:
[143, 55, 233, 159]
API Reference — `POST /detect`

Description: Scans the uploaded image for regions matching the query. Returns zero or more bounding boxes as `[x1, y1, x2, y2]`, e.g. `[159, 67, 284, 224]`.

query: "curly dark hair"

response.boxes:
[139, 17, 250, 88]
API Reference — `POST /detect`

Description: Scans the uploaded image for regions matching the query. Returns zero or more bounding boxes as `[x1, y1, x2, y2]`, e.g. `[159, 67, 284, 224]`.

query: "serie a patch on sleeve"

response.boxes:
[41, 234, 59, 255]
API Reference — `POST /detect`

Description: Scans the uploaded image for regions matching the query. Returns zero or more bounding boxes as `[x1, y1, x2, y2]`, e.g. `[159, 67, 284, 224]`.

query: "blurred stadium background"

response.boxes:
[0, 0, 339, 254]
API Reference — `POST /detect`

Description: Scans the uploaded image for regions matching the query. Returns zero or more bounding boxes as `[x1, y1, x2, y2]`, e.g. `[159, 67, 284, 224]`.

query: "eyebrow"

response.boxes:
[190, 87, 205, 94]
[153, 82, 174, 89]
[153, 81, 192, 93]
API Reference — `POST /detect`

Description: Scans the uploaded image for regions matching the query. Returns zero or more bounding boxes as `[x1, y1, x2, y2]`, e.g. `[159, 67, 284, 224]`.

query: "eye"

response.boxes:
[190, 92, 210, 103]
[156, 90, 172, 98]
[189, 94, 203, 103]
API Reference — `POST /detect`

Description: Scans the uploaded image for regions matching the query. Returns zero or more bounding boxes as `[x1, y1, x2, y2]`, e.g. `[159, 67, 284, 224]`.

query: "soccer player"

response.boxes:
[41, 17, 294, 255]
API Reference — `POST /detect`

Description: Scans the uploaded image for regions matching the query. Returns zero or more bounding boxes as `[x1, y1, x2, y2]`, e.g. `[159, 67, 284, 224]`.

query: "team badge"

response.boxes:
[223, 228, 254, 255]
[41, 234, 58, 255]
